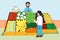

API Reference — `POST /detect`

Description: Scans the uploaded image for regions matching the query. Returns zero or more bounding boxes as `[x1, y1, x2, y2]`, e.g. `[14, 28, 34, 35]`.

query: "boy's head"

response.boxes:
[37, 11, 43, 17]
[25, 2, 30, 8]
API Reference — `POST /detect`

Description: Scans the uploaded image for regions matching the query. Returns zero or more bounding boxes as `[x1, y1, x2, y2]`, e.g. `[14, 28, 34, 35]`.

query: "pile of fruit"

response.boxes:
[26, 12, 37, 28]
[17, 11, 26, 20]
[43, 13, 53, 24]
[16, 11, 26, 32]
[16, 19, 26, 32]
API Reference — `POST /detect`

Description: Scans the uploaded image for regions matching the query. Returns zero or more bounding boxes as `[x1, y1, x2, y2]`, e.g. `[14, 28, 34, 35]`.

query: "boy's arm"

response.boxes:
[34, 20, 37, 23]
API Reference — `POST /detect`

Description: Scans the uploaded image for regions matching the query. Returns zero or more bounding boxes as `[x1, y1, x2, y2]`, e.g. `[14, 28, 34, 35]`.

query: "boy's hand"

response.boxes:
[34, 20, 37, 23]
[34, 20, 36, 22]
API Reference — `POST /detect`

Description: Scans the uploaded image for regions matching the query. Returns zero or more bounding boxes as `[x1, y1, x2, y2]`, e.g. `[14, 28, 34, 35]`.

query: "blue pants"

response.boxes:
[37, 25, 42, 36]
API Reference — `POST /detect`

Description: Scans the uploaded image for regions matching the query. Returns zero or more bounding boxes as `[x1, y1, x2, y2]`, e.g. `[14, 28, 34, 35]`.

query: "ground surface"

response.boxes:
[0, 28, 60, 40]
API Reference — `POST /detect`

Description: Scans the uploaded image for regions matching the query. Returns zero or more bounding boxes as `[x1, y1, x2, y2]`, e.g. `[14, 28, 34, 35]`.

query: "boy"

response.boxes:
[34, 11, 43, 37]
[24, 2, 33, 12]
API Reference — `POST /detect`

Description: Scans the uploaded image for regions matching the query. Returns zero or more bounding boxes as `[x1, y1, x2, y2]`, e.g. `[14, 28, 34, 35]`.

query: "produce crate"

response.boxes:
[8, 12, 17, 21]
[6, 21, 16, 32]
[17, 11, 26, 20]
[43, 13, 53, 24]
[26, 12, 35, 23]
[42, 29, 57, 33]
[27, 23, 37, 28]
[42, 23, 46, 29]
[46, 24, 56, 29]
[26, 27, 36, 33]
[16, 19, 26, 32]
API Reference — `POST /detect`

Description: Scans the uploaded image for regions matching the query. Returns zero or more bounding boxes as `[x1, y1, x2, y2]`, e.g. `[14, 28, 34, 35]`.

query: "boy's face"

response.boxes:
[37, 13, 40, 16]
[26, 3, 30, 8]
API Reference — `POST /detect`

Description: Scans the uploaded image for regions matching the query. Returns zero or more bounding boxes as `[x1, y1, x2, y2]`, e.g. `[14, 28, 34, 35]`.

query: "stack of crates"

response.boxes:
[26, 12, 37, 28]
[25, 12, 36, 35]
[5, 12, 17, 32]
[4, 11, 57, 35]
[16, 11, 26, 32]
[4, 6, 22, 35]
[43, 13, 57, 33]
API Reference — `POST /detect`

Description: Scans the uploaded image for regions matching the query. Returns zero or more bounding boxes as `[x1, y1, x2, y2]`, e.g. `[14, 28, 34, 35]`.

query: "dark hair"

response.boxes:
[37, 11, 43, 17]
[35, 11, 43, 20]
[26, 2, 30, 4]
[36, 11, 43, 17]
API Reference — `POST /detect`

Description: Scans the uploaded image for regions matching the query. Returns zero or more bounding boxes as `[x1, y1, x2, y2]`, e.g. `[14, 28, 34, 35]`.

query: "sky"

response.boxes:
[0, 0, 60, 20]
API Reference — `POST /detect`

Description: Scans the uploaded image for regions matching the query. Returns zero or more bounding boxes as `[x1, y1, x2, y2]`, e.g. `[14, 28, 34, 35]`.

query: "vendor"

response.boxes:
[24, 2, 33, 12]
